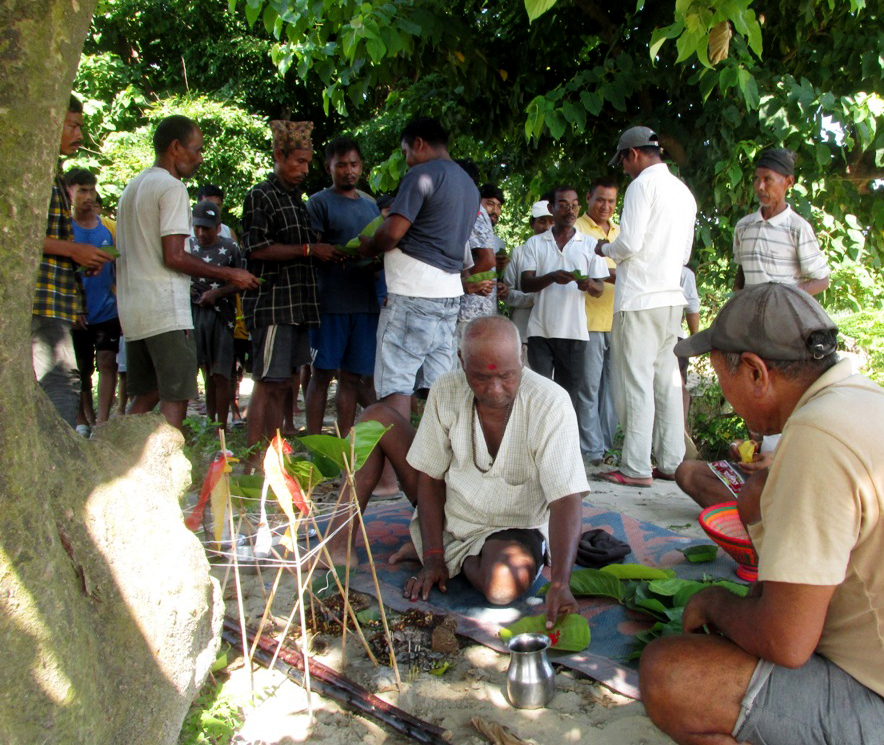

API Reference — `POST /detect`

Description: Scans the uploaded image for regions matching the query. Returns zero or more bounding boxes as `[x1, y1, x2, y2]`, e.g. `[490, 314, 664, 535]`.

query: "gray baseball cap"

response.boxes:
[192, 199, 221, 228]
[674, 283, 838, 361]
[608, 126, 661, 166]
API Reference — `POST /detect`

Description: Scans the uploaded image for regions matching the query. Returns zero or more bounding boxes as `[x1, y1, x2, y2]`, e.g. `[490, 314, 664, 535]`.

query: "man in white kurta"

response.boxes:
[406, 350, 590, 576]
[328, 316, 589, 626]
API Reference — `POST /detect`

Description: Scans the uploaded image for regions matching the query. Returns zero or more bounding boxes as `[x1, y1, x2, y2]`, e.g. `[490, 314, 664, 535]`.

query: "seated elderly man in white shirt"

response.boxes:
[327, 315, 590, 627]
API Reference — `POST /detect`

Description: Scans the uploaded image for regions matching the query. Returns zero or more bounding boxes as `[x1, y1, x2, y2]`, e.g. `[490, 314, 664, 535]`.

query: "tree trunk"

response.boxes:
[0, 2, 221, 742]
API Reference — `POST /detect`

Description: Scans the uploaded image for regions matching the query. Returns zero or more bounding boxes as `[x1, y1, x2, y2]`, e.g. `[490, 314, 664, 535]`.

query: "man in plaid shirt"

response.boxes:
[240, 120, 343, 460]
[32, 95, 114, 427]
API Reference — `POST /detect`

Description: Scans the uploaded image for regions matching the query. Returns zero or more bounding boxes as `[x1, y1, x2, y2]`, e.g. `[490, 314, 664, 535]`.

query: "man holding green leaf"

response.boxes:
[358, 118, 479, 422]
[520, 185, 608, 415]
[305, 136, 381, 439]
[65, 167, 121, 432]
[640, 283, 884, 744]
[328, 316, 589, 627]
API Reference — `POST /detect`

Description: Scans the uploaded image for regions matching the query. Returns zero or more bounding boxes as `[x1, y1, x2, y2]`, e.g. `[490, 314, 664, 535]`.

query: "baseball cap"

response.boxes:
[530, 200, 553, 218]
[608, 126, 661, 166]
[674, 283, 838, 361]
[192, 199, 221, 228]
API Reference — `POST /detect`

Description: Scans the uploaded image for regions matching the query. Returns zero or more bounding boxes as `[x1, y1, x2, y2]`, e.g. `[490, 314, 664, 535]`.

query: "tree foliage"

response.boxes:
[225, 0, 883, 311]
[75, 0, 884, 313]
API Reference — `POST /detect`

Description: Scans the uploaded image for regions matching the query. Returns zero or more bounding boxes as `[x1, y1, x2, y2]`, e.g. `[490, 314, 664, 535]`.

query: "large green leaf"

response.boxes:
[523, 0, 558, 23]
[568, 568, 624, 601]
[499, 613, 590, 652]
[599, 564, 675, 581]
[298, 420, 391, 474]
[679, 544, 719, 563]
[464, 269, 497, 283]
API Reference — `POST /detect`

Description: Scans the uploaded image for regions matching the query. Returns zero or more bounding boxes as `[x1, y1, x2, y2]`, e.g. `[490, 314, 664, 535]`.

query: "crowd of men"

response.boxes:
[35, 95, 883, 744]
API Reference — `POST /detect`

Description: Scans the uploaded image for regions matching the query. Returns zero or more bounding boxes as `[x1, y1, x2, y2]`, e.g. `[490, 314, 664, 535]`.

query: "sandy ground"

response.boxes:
[203, 383, 711, 745]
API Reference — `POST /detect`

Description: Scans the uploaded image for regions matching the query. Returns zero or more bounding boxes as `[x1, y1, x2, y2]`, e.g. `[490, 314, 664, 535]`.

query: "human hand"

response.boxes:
[403, 556, 449, 601]
[544, 582, 578, 629]
[70, 243, 114, 270]
[356, 235, 376, 257]
[197, 289, 219, 307]
[550, 270, 576, 285]
[495, 253, 510, 274]
[312, 242, 346, 262]
[594, 240, 608, 257]
[576, 278, 591, 292]
[226, 268, 260, 290]
[682, 587, 720, 634]
[496, 281, 509, 298]
[73, 314, 87, 331]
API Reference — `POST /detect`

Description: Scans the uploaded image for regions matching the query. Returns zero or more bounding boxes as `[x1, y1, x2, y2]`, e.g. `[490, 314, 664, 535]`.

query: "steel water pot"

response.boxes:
[505, 633, 555, 709]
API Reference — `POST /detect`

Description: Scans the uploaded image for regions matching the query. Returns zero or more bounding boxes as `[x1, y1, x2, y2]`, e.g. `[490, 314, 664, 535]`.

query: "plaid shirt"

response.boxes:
[33, 163, 82, 321]
[241, 173, 319, 329]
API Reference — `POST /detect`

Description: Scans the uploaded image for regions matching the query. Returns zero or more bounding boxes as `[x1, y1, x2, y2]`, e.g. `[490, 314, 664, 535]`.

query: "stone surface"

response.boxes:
[0, 413, 222, 744]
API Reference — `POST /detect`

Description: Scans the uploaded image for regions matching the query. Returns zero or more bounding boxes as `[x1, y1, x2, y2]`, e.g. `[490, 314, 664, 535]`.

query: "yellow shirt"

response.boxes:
[575, 214, 619, 332]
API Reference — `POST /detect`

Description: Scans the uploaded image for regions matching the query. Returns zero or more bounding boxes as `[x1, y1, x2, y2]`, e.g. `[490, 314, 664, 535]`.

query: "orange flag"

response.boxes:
[185, 451, 229, 530]
[263, 433, 309, 519]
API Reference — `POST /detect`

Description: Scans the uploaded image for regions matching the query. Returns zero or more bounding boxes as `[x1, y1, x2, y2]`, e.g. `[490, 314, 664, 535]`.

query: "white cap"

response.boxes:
[530, 200, 552, 219]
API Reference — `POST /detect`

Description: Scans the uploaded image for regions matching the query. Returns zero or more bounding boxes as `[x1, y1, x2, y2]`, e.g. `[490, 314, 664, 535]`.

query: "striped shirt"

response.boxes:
[241, 173, 319, 329]
[406, 368, 590, 576]
[734, 205, 829, 287]
[33, 163, 82, 322]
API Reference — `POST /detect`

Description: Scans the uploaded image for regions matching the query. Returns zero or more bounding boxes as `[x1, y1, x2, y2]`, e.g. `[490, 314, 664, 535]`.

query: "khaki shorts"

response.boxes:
[126, 330, 198, 401]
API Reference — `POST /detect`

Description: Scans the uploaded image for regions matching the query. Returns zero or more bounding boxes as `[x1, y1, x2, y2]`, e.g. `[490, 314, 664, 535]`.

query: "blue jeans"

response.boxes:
[374, 294, 459, 399]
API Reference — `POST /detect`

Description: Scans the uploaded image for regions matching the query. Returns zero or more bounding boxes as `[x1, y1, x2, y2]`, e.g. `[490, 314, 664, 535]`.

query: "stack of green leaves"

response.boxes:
[464, 269, 497, 283]
[532, 564, 749, 658]
[338, 214, 385, 256]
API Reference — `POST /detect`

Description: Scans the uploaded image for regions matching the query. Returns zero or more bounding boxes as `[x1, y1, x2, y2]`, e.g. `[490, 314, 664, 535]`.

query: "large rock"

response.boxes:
[0, 412, 222, 744]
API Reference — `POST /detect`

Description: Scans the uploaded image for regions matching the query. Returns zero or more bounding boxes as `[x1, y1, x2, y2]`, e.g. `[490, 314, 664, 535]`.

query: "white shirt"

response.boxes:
[733, 205, 828, 286]
[602, 163, 696, 312]
[406, 368, 590, 576]
[520, 229, 609, 341]
[116, 168, 193, 341]
[384, 248, 463, 298]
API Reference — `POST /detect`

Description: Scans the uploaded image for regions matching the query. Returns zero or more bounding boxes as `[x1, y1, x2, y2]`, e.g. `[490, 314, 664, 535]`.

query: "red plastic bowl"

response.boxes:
[698, 501, 758, 582]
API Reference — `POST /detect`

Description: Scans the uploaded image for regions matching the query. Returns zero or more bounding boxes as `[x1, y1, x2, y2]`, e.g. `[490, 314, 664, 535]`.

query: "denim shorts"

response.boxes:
[374, 293, 459, 399]
[309, 312, 379, 376]
[734, 654, 884, 744]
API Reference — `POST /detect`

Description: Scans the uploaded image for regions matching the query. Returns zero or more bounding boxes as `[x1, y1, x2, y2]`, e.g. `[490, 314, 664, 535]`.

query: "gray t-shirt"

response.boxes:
[390, 159, 480, 273]
[306, 188, 381, 314]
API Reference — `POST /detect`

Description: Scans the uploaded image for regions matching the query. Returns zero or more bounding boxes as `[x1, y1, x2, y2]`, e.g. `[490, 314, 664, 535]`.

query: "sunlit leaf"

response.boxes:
[499, 613, 590, 652]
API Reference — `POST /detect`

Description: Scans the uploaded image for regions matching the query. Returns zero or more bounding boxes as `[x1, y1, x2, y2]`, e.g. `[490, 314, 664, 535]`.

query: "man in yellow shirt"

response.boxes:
[575, 178, 619, 464]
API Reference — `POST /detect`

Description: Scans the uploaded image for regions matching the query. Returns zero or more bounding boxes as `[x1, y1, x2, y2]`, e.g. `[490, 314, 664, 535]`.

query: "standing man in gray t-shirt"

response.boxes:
[359, 117, 479, 422]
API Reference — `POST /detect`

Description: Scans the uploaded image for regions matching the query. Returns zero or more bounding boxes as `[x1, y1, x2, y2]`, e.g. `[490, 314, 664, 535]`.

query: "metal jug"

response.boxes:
[505, 633, 555, 709]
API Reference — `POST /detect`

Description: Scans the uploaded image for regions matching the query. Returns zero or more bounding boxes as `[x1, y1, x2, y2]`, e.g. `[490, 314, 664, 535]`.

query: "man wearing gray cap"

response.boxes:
[640, 283, 884, 744]
[734, 148, 829, 295]
[595, 126, 697, 486]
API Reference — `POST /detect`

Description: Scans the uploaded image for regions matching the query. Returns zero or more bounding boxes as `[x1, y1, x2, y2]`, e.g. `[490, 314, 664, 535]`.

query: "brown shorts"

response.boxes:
[126, 329, 198, 401]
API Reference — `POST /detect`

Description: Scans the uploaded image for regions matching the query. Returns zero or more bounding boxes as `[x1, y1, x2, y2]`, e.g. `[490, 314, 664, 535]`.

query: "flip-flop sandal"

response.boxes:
[594, 470, 653, 488]
[651, 468, 676, 481]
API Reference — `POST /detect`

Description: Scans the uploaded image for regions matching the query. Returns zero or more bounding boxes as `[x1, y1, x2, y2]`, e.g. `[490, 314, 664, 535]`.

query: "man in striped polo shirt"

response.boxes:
[733, 148, 829, 296]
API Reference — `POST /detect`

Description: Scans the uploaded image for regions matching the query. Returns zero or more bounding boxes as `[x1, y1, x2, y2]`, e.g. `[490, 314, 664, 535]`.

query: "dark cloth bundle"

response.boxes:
[575, 528, 631, 568]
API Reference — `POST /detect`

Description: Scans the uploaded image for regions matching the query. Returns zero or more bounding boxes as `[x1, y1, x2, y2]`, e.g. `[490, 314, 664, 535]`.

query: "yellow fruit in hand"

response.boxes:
[738, 440, 758, 463]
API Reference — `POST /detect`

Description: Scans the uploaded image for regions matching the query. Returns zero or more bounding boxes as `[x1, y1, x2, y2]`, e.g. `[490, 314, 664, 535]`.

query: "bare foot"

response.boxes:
[388, 540, 418, 565]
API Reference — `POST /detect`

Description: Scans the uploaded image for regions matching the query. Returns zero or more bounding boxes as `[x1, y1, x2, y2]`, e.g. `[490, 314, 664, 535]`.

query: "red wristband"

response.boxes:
[423, 548, 444, 557]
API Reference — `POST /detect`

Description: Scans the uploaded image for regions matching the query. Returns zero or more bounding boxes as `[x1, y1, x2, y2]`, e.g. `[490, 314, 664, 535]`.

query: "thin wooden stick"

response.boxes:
[225, 466, 254, 697]
[306, 511, 379, 665]
[341, 443, 401, 688]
